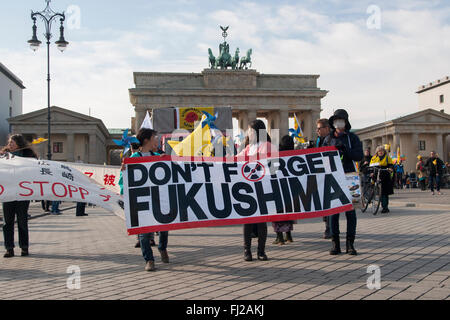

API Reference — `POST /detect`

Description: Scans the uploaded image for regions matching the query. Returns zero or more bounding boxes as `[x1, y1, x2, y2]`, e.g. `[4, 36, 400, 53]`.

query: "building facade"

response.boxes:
[417, 76, 450, 114]
[8, 106, 113, 164]
[0, 62, 25, 145]
[355, 108, 450, 173]
[129, 69, 328, 145]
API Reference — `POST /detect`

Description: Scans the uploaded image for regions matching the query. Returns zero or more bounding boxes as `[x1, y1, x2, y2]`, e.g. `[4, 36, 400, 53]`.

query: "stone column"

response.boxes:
[66, 133, 75, 162]
[267, 111, 279, 145]
[247, 109, 257, 124]
[436, 133, 444, 160]
[411, 133, 419, 155]
[279, 108, 289, 141]
[393, 133, 400, 154]
[135, 108, 147, 133]
[89, 133, 97, 164]
[294, 111, 311, 142]
[310, 109, 321, 141]
[238, 110, 249, 133]
[371, 138, 377, 154]
[443, 134, 449, 162]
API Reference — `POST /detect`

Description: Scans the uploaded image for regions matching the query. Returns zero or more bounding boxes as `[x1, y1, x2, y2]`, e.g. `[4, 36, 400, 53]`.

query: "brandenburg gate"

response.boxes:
[129, 27, 328, 144]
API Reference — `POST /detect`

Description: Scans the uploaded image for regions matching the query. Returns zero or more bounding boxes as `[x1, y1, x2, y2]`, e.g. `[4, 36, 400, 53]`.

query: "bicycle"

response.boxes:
[361, 166, 392, 215]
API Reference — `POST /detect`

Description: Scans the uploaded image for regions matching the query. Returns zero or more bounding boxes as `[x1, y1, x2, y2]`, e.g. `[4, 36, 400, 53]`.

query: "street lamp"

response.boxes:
[28, 0, 68, 160]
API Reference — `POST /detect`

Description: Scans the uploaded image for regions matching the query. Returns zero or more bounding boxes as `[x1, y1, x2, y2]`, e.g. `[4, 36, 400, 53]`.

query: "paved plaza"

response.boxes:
[0, 189, 449, 300]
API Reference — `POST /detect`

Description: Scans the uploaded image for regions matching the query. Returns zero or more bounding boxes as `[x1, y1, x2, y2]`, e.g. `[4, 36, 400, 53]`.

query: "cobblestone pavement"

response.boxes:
[0, 191, 449, 300]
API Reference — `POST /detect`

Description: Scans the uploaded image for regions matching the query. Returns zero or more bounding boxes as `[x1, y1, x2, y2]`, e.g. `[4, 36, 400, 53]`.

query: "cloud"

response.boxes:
[2, 1, 450, 131]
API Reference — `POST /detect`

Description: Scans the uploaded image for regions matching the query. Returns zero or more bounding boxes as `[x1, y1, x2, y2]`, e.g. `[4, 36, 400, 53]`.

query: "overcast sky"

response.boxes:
[1, 0, 449, 130]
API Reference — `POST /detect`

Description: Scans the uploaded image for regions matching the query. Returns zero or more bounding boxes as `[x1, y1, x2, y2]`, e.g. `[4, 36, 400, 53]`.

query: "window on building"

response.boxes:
[53, 142, 63, 153]
[9, 90, 12, 101]
[419, 140, 426, 151]
[440, 94, 444, 104]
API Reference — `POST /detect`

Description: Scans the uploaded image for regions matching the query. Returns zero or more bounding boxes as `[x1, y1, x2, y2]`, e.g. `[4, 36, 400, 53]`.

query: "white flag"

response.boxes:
[140, 111, 153, 129]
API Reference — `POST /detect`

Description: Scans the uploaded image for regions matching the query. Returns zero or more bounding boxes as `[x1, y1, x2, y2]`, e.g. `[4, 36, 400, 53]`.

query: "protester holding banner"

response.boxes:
[272, 135, 295, 245]
[315, 118, 332, 239]
[370, 146, 394, 213]
[323, 109, 363, 256]
[121, 128, 170, 271]
[237, 120, 277, 261]
[1, 134, 37, 258]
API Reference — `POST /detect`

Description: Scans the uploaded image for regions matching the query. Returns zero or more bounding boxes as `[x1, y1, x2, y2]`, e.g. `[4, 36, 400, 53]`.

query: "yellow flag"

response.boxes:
[293, 114, 306, 143]
[31, 137, 48, 145]
[168, 115, 212, 156]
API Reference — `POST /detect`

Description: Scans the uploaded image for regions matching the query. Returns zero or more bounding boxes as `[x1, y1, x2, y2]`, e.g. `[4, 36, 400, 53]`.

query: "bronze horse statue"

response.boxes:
[208, 48, 216, 69]
[239, 48, 252, 69]
[231, 48, 240, 70]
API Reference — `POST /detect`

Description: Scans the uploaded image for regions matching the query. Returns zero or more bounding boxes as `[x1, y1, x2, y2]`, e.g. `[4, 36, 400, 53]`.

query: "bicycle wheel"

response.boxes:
[371, 183, 381, 215]
[361, 184, 372, 213]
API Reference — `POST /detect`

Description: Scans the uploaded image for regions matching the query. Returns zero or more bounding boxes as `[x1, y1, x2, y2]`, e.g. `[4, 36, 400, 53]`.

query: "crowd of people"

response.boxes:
[1, 109, 448, 273]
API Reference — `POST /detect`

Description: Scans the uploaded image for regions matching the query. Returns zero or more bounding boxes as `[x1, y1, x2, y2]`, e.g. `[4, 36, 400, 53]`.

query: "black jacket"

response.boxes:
[425, 157, 444, 176]
[360, 155, 372, 174]
[323, 130, 363, 173]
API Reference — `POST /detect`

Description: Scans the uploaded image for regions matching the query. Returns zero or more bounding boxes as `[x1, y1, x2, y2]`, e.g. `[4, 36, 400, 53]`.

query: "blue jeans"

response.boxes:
[429, 175, 441, 192]
[330, 210, 357, 239]
[51, 201, 61, 213]
[139, 231, 168, 262]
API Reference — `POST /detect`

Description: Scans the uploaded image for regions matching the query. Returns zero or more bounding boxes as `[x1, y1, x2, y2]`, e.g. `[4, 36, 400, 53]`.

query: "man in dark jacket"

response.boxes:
[323, 109, 363, 255]
[425, 151, 445, 195]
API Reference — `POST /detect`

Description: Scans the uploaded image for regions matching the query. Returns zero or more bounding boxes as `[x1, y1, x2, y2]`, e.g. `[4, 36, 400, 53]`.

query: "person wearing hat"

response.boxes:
[323, 109, 363, 255]
[416, 155, 427, 191]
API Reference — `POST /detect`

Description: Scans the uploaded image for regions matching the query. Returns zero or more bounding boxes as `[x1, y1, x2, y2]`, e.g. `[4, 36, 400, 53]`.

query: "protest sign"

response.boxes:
[0, 156, 122, 214]
[67, 162, 121, 194]
[123, 147, 354, 235]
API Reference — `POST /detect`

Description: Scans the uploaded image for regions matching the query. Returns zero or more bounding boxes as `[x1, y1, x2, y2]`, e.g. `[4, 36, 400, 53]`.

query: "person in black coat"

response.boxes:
[322, 109, 363, 256]
[1, 134, 37, 258]
[425, 151, 445, 195]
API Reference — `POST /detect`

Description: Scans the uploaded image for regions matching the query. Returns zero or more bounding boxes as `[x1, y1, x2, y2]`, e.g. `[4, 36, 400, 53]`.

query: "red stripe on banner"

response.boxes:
[124, 146, 338, 164]
[127, 204, 354, 235]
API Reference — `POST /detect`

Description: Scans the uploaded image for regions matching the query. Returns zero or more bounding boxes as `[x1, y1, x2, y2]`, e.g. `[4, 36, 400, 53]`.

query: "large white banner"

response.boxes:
[0, 156, 122, 214]
[123, 147, 354, 235]
[67, 162, 121, 194]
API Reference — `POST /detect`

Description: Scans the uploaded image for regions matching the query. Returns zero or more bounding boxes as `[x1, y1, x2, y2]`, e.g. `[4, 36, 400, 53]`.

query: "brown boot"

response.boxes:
[145, 260, 156, 271]
[159, 249, 169, 263]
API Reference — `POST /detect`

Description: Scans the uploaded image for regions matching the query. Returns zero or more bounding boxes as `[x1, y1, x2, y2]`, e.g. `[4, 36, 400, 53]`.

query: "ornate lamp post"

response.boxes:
[28, 0, 69, 160]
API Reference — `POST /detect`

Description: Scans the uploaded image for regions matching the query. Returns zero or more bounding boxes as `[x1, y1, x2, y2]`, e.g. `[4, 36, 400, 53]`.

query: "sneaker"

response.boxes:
[145, 261, 156, 271]
[257, 253, 268, 261]
[244, 250, 252, 261]
[4, 249, 14, 258]
[159, 249, 169, 263]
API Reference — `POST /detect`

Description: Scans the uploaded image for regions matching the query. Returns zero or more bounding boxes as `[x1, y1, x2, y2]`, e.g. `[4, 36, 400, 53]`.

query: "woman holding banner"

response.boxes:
[1, 134, 37, 258]
[120, 128, 169, 272]
[237, 120, 277, 261]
